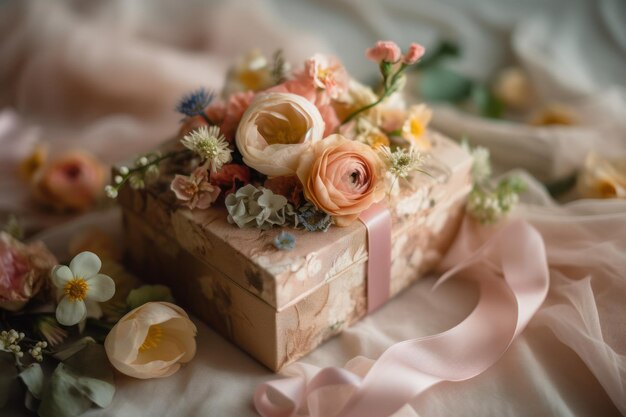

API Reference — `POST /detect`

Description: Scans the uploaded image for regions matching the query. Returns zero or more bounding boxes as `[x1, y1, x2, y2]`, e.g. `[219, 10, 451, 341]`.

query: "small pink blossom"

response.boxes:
[170, 168, 220, 210]
[402, 43, 425, 65]
[366, 41, 401, 63]
[268, 78, 317, 102]
[220, 91, 255, 142]
[303, 54, 349, 100]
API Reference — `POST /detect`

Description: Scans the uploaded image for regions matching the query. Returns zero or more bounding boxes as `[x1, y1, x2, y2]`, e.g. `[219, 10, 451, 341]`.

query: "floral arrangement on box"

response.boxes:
[0, 224, 197, 417]
[105, 41, 439, 238]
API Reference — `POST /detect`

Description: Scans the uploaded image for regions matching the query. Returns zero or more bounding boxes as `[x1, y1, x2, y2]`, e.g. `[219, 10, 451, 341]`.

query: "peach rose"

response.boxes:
[270, 79, 340, 137]
[31, 151, 105, 212]
[296, 134, 386, 226]
[0, 232, 57, 311]
[104, 302, 197, 379]
[236, 92, 325, 176]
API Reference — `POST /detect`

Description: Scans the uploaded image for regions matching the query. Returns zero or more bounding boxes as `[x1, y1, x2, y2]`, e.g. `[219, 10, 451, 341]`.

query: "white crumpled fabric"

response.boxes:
[1, 0, 624, 416]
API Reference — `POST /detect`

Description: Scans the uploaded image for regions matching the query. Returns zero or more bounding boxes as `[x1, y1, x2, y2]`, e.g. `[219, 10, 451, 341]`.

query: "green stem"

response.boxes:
[341, 63, 407, 125]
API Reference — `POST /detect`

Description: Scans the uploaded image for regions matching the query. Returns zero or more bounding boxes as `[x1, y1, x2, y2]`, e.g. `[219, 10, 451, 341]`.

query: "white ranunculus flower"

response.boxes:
[104, 302, 197, 379]
[235, 92, 325, 177]
[51, 251, 115, 326]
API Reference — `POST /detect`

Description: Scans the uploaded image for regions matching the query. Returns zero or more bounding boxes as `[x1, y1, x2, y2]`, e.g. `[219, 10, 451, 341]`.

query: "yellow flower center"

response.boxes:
[139, 325, 163, 352]
[63, 278, 89, 302]
[409, 118, 425, 138]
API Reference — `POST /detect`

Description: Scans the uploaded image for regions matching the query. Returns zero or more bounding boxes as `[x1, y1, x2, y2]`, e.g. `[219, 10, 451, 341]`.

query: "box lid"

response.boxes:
[117, 132, 472, 310]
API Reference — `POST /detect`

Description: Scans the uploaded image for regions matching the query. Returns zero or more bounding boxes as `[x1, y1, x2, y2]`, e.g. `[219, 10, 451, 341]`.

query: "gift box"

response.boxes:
[118, 132, 472, 371]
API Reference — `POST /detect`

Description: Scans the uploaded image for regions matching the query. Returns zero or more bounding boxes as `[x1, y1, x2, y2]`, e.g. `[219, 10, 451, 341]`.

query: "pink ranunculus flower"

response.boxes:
[220, 91, 255, 142]
[104, 302, 197, 379]
[211, 163, 251, 196]
[366, 41, 401, 63]
[0, 232, 57, 311]
[236, 92, 325, 177]
[296, 134, 386, 226]
[402, 43, 426, 65]
[170, 167, 220, 210]
[31, 151, 106, 212]
[303, 54, 349, 100]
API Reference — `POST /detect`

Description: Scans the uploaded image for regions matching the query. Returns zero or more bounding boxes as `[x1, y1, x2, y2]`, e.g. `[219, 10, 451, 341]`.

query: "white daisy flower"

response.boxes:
[51, 251, 115, 326]
[181, 126, 232, 173]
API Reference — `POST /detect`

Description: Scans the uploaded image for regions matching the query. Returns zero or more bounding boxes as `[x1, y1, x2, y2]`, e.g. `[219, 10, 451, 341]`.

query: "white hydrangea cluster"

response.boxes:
[225, 184, 294, 230]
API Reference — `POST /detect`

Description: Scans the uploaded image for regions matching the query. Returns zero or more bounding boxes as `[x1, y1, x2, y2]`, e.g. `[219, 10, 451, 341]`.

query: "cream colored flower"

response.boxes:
[104, 302, 197, 379]
[492, 67, 534, 110]
[236, 92, 325, 176]
[577, 153, 626, 199]
[51, 251, 115, 326]
[401, 104, 432, 150]
[223, 49, 273, 96]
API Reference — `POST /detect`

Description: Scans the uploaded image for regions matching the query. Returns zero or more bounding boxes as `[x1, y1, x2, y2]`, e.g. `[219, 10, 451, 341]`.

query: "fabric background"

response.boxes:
[1, 0, 625, 416]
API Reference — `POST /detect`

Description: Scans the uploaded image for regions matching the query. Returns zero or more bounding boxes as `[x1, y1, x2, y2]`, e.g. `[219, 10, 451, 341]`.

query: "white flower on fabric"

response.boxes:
[51, 251, 115, 326]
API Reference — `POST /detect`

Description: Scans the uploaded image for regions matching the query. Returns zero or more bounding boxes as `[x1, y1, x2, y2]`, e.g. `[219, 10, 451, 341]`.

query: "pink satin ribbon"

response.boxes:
[358, 203, 392, 313]
[254, 218, 549, 417]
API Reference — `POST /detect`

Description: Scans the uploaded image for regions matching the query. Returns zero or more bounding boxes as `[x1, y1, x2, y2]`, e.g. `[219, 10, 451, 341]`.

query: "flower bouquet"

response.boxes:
[111, 41, 478, 370]
[0, 226, 198, 417]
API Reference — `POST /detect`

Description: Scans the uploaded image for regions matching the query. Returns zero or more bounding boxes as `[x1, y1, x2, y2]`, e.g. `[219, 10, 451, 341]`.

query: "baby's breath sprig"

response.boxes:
[463, 140, 526, 224]
[105, 150, 185, 199]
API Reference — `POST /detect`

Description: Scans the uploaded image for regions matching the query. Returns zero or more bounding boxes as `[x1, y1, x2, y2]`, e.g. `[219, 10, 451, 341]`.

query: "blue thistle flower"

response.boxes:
[176, 88, 214, 117]
[274, 231, 296, 251]
[296, 203, 333, 232]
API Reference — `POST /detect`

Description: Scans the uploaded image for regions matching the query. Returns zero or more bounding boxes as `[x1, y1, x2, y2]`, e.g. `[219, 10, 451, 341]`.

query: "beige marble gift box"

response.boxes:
[118, 132, 472, 371]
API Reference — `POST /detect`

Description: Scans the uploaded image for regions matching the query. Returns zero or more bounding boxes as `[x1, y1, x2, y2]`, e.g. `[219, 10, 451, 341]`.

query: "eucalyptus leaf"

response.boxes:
[418, 66, 473, 102]
[19, 363, 44, 400]
[126, 284, 175, 310]
[0, 352, 18, 408]
[39, 343, 115, 417]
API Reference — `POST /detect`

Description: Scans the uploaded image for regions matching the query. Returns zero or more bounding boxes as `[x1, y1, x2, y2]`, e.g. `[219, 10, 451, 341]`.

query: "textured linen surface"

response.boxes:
[1, 0, 625, 416]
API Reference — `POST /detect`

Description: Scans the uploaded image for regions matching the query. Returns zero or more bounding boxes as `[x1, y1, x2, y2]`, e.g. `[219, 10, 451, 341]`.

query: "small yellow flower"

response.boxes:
[223, 49, 273, 96]
[577, 153, 626, 199]
[402, 104, 432, 150]
[18, 144, 48, 181]
[492, 67, 534, 110]
[529, 103, 577, 126]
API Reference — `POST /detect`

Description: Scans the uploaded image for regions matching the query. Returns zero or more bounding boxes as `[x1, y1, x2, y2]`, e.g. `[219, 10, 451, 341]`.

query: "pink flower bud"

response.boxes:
[365, 41, 401, 63]
[402, 43, 426, 65]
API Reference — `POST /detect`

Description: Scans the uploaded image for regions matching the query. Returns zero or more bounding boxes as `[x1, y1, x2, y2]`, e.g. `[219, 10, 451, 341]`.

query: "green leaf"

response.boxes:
[418, 67, 473, 102]
[0, 352, 18, 408]
[19, 363, 44, 400]
[52, 337, 95, 362]
[471, 85, 504, 119]
[39, 343, 115, 417]
[126, 284, 174, 310]
[414, 40, 460, 70]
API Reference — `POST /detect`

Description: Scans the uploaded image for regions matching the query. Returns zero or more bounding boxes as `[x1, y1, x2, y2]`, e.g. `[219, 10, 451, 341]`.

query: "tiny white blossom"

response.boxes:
[51, 252, 115, 326]
[379, 146, 426, 179]
[119, 166, 130, 175]
[181, 126, 232, 173]
[104, 185, 118, 199]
